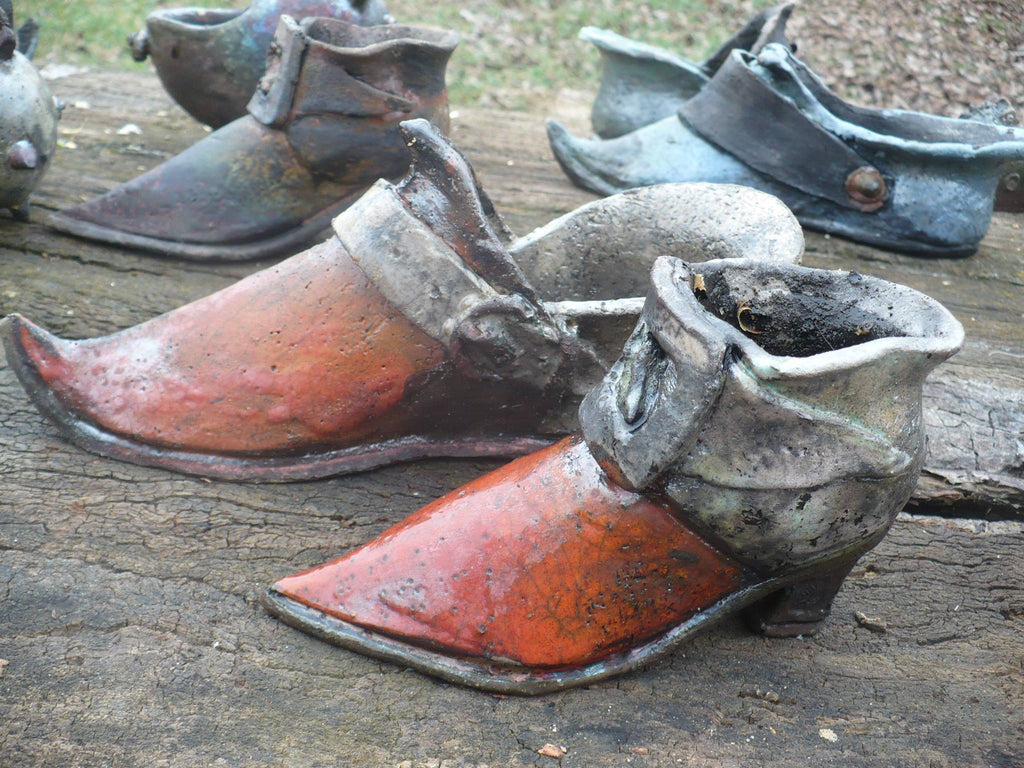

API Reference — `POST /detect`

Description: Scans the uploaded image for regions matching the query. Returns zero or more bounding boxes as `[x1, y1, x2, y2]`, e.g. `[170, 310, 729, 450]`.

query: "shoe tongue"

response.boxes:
[395, 119, 543, 305]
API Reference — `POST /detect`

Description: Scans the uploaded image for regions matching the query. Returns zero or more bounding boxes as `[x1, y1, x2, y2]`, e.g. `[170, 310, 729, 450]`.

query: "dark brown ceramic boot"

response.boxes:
[127, 0, 392, 128]
[48, 16, 457, 261]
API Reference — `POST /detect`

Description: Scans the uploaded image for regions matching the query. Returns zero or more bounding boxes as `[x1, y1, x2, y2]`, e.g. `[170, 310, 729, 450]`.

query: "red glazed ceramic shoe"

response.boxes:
[3, 120, 803, 482]
[263, 255, 963, 693]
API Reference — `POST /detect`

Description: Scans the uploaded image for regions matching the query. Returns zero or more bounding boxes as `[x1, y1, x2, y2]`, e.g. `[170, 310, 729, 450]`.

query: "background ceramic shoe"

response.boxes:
[0, 0, 39, 59]
[263, 255, 963, 694]
[4, 120, 803, 482]
[0, 6, 58, 221]
[585, 2, 792, 139]
[128, 0, 392, 128]
[549, 43, 1024, 257]
[49, 16, 457, 261]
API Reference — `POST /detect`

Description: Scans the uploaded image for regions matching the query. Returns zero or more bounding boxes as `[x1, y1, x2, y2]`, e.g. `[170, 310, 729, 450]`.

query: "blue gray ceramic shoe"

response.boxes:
[585, 3, 793, 139]
[549, 43, 1024, 257]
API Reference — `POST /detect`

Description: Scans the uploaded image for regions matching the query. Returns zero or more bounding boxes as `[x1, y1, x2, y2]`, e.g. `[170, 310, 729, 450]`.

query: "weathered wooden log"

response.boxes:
[0, 71, 1022, 768]
[5, 70, 1024, 517]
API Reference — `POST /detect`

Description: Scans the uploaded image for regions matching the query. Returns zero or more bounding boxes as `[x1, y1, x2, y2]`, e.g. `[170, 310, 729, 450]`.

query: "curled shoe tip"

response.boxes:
[398, 116, 435, 140]
[545, 120, 619, 196]
[544, 119, 575, 159]
[3, 312, 50, 352]
[2, 312, 69, 381]
[1, 313, 82, 436]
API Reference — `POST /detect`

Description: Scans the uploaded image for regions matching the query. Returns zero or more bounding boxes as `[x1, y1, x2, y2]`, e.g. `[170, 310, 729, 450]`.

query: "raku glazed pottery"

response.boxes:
[0, 6, 58, 221]
[0, 0, 38, 59]
[585, 2, 792, 140]
[4, 119, 804, 482]
[128, 0, 391, 128]
[549, 43, 1024, 257]
[263, 255, 963, 694]
[49, 16, 457, 261]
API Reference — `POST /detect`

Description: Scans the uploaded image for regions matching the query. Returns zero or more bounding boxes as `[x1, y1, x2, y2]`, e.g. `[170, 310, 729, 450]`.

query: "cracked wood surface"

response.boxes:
[0, 71, 1022, 768]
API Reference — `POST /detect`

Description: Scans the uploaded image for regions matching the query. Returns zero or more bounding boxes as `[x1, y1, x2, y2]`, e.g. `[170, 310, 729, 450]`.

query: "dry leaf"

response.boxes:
[854, 610, 888, 633]
[538, 744, 567, 759]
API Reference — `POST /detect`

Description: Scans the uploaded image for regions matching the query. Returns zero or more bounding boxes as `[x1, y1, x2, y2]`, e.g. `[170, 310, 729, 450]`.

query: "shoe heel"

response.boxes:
[744, 553, 861, 638]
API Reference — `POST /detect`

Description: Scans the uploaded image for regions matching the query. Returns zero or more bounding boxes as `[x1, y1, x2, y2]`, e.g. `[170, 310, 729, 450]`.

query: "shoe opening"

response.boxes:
[688, 263, 918, 358]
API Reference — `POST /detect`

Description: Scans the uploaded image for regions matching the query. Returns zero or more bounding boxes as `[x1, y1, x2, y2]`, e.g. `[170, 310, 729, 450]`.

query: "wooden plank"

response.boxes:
[1, 71, 1022, 768]
[9, 71, 1023, 517]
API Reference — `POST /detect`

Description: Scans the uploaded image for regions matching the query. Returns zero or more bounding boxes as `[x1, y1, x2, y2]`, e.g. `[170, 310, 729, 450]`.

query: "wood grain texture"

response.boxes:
[1, 71, 1022, 768]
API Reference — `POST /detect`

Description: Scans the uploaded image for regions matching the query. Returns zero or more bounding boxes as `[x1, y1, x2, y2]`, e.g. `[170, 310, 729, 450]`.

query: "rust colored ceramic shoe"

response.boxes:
[127, 0, 391, 128]
[263, 255, 963, 694]
[48, 16, 457, 262]
[3, 120, 804, 482]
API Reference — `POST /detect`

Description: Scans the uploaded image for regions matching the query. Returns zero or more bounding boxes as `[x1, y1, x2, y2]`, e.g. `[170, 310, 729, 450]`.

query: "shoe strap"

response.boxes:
[248, 16, 428, 128]
[680, 48, 888, 212]
[334, 181, 502, 345]
[334, 181, 597, 400]
[247, 15, 307, 127]
[581, 259, 731, 491]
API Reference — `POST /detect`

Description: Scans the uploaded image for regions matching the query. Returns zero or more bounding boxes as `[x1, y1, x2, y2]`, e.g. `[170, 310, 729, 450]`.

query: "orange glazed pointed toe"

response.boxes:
[264, 435, 755, 691]
[264, 255, 963, 693]
[2, 236, 452, 479]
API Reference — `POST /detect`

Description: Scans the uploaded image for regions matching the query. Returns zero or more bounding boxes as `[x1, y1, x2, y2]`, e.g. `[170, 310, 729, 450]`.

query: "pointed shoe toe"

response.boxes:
[2, 314, 83, 437]
[263, 435, 757, 694]
[545, 119, 622, 196]
[46, 117, 361, 262]
[11, 119, 805, 481]
[52, 15, 458, 261]
[264, 255, 963, 693]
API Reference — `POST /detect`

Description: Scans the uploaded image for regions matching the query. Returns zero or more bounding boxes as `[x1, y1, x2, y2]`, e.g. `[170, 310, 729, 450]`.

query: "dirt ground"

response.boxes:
[29, 0, 1024, 116]
[382, 0, 1024, 117]
[786, 0, 1024, 116]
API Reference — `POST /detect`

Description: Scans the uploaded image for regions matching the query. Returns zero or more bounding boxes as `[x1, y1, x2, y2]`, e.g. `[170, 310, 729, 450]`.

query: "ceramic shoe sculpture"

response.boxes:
[0, 6, 58, 221]
[4, 120, 804, 482]
[263, 255, 963, 694]
[548, 43, 1024, 257]
[128, 0, 391, 128]
[48, 16, 457, 261]
[50, 14, 452, 262]
[0, 1, 40, 59]
[585, 2, 792, 140]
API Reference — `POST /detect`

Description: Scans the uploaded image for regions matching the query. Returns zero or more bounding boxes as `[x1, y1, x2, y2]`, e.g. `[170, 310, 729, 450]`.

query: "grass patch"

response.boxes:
[22, 0, 776, 106]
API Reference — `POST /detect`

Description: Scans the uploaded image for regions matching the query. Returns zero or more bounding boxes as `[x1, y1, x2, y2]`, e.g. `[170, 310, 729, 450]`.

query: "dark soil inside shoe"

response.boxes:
[691, 265, 907, 357]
